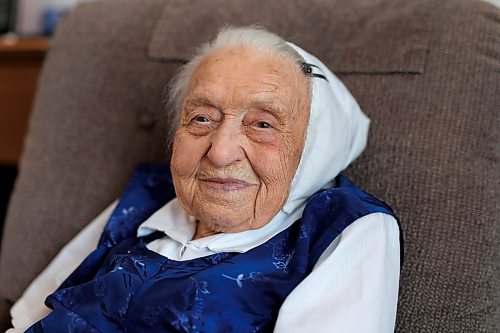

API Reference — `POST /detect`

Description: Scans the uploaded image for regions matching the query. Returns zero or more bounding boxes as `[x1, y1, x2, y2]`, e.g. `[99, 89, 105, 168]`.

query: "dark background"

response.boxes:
[0, 0, 16, 34]
[0, 166, 16, 241]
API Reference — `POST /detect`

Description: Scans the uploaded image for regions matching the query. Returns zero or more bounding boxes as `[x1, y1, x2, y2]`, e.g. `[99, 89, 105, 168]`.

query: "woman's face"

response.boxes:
[171, 47, 310, 238]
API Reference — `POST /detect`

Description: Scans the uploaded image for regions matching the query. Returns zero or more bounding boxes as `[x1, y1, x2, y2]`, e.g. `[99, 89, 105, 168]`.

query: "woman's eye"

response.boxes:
[255, 121, 272, 129]
[194, 116, 210, 123]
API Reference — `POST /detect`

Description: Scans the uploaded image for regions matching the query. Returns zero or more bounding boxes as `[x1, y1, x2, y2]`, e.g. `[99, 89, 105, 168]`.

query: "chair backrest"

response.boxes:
[1, 0, 498, 331]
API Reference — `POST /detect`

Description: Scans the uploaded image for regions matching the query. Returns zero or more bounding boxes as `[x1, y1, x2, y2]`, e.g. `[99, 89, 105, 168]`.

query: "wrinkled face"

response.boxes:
[171, 47, 310, 238]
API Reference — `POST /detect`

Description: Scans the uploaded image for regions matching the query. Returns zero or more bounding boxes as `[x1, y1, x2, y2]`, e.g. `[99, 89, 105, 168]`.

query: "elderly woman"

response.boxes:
[8, 27, 401, 332]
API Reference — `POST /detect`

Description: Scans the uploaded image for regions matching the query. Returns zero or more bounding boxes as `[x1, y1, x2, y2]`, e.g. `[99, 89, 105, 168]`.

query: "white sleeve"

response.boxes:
[7, 200, 118, 333]
[274, 212, 401, 333]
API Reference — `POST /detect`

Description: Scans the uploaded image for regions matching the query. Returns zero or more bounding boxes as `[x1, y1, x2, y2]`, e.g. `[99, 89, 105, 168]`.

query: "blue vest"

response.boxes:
[26, 164, 401, 333]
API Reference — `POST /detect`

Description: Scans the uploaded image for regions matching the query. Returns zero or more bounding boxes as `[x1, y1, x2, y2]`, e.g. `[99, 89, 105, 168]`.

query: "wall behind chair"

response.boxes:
[482, 0, 500, 7]
[14, 0, 500, 36]
[15, 0, 97, 35]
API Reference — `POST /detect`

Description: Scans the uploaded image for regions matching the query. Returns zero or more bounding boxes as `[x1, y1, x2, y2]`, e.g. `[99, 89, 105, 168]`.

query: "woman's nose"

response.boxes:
[206, 123, 246, 168]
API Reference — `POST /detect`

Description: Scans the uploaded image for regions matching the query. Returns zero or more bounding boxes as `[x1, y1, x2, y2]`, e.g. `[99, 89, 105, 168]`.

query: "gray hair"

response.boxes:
[166, 26, 310, 141]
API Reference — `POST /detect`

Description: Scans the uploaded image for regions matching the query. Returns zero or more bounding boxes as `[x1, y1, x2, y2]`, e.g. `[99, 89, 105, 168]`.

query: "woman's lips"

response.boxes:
[200, 177, 253, 191]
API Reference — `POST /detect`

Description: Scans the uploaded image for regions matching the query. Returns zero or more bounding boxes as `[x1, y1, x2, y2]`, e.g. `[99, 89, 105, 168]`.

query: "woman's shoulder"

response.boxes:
[98, 163, 176, 248]
[304, 175, 398, 223]
[302, 175, 403, 266]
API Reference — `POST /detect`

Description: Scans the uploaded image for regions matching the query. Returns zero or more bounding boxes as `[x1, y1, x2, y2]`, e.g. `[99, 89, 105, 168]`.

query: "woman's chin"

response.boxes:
[198, 215, 252, 234]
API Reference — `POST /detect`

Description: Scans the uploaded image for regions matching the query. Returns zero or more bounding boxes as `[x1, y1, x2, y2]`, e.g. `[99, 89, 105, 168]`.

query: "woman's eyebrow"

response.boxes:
[187, 93, 287, 116]
[248, 98, 287, 117]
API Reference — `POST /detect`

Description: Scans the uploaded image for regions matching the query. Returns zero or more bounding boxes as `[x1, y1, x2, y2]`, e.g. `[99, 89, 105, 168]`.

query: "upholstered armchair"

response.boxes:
[1, 0, 498, 331]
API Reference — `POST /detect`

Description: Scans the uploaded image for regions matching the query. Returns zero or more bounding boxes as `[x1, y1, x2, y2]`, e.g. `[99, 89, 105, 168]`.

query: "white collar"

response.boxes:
[137, 198, 304, 257]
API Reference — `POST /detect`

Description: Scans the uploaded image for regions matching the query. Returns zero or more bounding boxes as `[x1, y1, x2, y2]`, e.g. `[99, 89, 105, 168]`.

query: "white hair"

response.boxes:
[166, 26, 310, 140]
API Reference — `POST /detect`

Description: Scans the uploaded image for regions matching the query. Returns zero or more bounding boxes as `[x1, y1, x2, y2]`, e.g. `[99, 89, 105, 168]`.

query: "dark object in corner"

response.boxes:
[0, 0, 16, 34]
[0, 165, 17, 241]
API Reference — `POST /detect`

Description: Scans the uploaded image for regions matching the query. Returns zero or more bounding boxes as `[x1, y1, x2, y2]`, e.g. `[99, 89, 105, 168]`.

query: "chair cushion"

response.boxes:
[148, 0, 433, 73]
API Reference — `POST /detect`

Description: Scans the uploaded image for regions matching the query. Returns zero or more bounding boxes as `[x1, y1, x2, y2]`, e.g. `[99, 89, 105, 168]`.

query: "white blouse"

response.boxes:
[6, 200, 400, 333]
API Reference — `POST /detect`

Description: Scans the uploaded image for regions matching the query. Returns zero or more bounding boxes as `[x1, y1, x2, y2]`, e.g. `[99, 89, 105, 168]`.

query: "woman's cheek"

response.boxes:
[250, 148, 284, 185]
[243, 124, 281, 145]
[171, 133, 200, 186]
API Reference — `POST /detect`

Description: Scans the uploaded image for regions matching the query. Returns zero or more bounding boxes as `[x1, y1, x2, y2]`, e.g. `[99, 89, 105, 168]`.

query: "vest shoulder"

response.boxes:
[99, 163, 175, 247]
[303, 175, 397, 225]
[300, 175, 400, 269]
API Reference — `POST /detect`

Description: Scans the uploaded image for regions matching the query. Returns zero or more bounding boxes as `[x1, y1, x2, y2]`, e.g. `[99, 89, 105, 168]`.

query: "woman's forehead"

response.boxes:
[185, 47, 309, 112]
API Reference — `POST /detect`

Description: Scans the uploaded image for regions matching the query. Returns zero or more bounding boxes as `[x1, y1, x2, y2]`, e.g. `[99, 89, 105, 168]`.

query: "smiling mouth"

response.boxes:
[200, 177, 253, 191]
